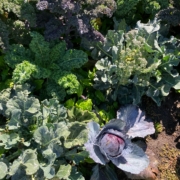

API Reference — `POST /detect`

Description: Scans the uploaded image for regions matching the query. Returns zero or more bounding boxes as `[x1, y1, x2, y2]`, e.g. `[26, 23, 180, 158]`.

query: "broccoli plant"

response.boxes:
[85, 105, 155, 176]
[83, 19, 180, 106]
[4, 32, 88, 101]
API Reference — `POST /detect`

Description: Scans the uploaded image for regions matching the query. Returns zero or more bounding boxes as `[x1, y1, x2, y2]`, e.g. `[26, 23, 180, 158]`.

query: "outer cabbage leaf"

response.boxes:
[85, 122, 108, 165]
[90, 164, 118, 180]
[110, 140, 149, 174]
[117, 105, 155, 138]
[85, 105, 155, 174]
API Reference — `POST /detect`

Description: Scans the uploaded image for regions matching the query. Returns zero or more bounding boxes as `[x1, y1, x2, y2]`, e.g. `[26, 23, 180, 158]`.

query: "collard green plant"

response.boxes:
[85, 19, 180, 106]
[4, 32, 88, 101]
[85, 105, 155, 176]
[0, 85, 100, 179]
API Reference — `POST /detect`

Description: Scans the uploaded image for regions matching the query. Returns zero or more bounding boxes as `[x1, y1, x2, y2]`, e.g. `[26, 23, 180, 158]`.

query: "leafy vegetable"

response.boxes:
[4, 32, 88, 101]
[0, 85, 100, 179]
[85, 105, 155, 174]
[36, 0, 117, 45]
[86, 19, 180, 105]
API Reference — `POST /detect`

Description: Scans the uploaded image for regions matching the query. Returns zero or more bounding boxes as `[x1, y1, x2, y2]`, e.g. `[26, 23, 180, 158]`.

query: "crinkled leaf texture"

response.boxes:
[85, 105, 155, 174]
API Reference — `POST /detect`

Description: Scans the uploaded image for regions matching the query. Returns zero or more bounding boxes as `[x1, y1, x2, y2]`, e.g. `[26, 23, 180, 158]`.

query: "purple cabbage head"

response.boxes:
[85, 105, 155, 174]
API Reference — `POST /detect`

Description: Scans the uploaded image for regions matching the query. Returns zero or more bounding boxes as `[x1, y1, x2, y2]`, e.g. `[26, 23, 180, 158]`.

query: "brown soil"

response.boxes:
[117, 89, 180, 180]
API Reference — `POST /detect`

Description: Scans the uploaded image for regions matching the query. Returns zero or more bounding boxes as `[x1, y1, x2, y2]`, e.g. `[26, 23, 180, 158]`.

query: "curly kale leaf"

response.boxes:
[58, 49, 88, 70]
[5, 32, 88, 100]
[156, 8, 180, 27]
[36, 0, 116, 44]
[4, 44, 32, 68]
[115, 0, 169, 24]
[20, 2, 37, 27]
[52, 71, 81, 95]
[12, 61, 37, 84]
[170, 0, 180, 9]
[50, 41, 67, 62]
[46, 80, 67, 102]
[0, 1, 36, 27]
[0, 19, 9, 50]
[0, 1, 36, 48]
[29, 32, 51, 66]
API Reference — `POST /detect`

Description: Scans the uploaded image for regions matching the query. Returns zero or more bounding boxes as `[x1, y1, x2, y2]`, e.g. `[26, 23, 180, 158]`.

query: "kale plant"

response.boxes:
[84, 19, 180, 106]
[0, 84, 101, 179]
[36, 0, 117, 46]
[170, 0, 180, 9]
[85, 105, 155, 176]
[156, 8, 180, 27]
[0, 0, 37, 50]
[4, 32, 88, 101]
[114, 0, 169, 25]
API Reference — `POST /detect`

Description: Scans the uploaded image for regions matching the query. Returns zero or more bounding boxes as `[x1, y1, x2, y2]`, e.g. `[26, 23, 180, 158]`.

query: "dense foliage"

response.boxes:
[0, 0, 180, 179]
[36, 0, 117, 46]
[4, 32, 88, 101]
[83, 19, 180, 105]
[114, 0, 169, 24]
[85, 105, 155, 174]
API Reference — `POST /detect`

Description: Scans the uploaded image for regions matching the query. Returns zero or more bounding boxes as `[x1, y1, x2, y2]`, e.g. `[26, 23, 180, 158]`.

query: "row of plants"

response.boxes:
[0, 0, 180, 179]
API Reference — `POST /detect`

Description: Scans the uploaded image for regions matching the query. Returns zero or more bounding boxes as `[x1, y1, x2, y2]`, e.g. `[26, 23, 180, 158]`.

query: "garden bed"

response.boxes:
[116, 90, 180, 179]
[1, 0, 180, 179]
